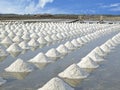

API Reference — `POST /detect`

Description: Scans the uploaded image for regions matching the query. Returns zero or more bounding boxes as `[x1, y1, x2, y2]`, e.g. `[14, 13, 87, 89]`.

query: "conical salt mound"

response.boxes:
[29, 53, 53, 69]
[0, 47, 8, 62]
[22, 34, 30, 41]
[38, 77, 74, 90]
[19, 41, 30, 50]
[51, 34, 59, 41]
[37, 37, 47, 45]
[0, 77, 6, 86]
[106, 39, 116, 47]
[87, 51, 104, 62]
[64, 41, 76, 51]
[45, 48, 61, 61]
[6, 43, 22, 57]
[58, 64, 89, 87]
[59, 64, 89, 79]
[45, 36, 53, 43]
[105, 40, 115, 49]
[5, 58, 33, 72]
[76, 38, 85, 45]
[30, 33, 39, 39]
[92, 47, 106, 57]
[56, 44, 69, 56]
[100, 44, 111, 53]
[71, 39, 81, 48]
[28, 39, 39, 48]
[1, 36, 13, 47]
[77, 56, 99, 69]
[80, 37, 88, 43]
[13, 36, 23, 44]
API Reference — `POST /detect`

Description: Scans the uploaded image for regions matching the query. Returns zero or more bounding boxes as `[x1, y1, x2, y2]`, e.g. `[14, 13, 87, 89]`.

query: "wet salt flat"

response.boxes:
[0, 21, 120, 90]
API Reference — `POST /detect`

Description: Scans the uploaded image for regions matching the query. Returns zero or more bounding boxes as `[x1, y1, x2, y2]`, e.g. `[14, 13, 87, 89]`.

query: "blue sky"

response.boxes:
[0, 0, 120, 15]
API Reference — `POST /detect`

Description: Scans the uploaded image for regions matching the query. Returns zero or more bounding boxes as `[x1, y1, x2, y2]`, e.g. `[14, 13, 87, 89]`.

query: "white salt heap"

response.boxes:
[71, 39, 81, 48]
[76, 38, 85, 45]
[56, 44, 69, 55]
[37, 37, 47, 45]
[87, 51, 104, 62]
[64, 41, 76, 51]
[38, 77, 74, 90]
[19, 41, 30, 50]
[22, 34, 30, 41]
[28, 39, 39, 48]
[92, 47, 106, 57]
[45, 36, 53, 43]
[100, 44, 111, 53]
[1, 36, 13, 47]
[45, 48, 61, 61]
[5, 58, 33, 72]
[77, 56, 99, 69]
[6, 43, 22, 56]
[0, 77, 6, 86]
[13, 36, 23, 44]
[29, 53, 53, 67]
[58, 64, 89, 79]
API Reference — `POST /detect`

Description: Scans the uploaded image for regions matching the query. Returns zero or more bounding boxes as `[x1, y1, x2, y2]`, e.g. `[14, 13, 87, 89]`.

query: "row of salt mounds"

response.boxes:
[5, 58, 34, 80]
[6, 43, 22, 57]
[38, 77, 74, 90]
[0, 77, 6, 86]
[38, 25, 120, 89]
[0, 47, 8, 62]
[58, 64, 89, 87]
[28, 53, 53, 69]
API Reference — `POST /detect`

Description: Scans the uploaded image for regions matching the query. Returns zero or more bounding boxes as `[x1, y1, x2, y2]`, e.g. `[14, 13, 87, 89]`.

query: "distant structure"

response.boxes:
[99, 15, 104, 23]
[78, 15, 84, 23]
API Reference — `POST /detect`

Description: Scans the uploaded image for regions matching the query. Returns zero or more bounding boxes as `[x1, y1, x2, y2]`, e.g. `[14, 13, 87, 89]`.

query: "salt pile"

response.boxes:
[0, 77, 6, 86]
[19, 41, 30, 50]
[58, 64, 89, 87]
[45, 48, 61, 61]
[76, 38, 85, 45]
[29, 53, 53, 68]
[1, 37, 13, 47]
[80, 37, 88, 43]
[22, 34, 30, 41]
[71, 39, 81, 48]
[5, 58, 33, 72]
[87, 51, 104, 62]
[77, 56, 99, 69]
[37, 37, 47, 45]
[45, 36, 53, 43]
[0, 47, 8, 62]
[13, 36, 23, 44]
[28, 39, 39, 49]
[100, 44, 111, 53]
[6, 43, 22, 57]
[92, 47, 106, 57]
[64, 41, 76, 51]
[56, 44, 69, 56]
[38, 77, 74, 90]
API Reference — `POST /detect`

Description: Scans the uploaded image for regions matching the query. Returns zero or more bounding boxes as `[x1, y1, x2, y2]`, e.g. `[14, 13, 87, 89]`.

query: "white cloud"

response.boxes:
[99, 3, 120, 12]
[37, 0, 54, 8]
[0, 0, 55, 14]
